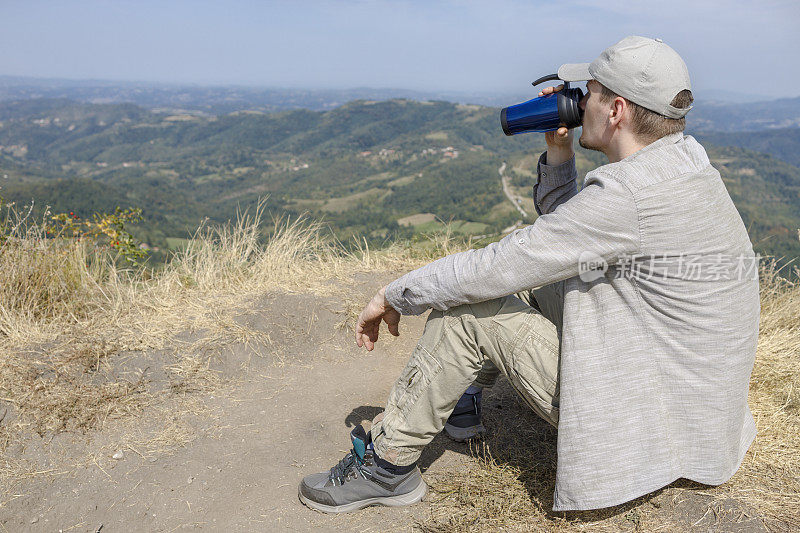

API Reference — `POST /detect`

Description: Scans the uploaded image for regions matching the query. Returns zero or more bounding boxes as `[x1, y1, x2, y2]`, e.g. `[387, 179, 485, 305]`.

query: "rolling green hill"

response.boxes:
[694, 128, 800, 168]
[1, 98, 799, 273]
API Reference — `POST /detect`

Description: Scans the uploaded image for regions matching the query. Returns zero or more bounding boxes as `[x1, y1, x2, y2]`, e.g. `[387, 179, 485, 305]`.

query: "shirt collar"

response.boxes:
[620, 132, 684, 163]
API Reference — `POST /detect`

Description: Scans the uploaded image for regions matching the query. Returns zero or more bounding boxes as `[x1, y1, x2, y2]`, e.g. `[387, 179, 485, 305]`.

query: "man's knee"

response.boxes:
[443, 298, 508, 321]
[416, 302, 503, 372]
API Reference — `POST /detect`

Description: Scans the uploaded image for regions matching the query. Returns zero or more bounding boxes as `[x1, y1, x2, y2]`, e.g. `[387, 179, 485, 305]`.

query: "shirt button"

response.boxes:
[541, 172, 547, 178]
[518, 238, 525, 244]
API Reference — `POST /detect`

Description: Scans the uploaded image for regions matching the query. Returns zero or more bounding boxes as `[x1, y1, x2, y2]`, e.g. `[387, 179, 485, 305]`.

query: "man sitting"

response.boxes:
[299, 36, 760, 514]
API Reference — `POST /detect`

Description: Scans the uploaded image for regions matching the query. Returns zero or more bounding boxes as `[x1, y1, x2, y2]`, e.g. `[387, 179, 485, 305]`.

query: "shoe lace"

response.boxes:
[328, 448, 369, 486]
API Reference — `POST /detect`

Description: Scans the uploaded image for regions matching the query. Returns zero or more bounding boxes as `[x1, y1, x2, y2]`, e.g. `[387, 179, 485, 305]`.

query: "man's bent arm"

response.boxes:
[534, 153, 579, 216]
[385, 170, 641, 316]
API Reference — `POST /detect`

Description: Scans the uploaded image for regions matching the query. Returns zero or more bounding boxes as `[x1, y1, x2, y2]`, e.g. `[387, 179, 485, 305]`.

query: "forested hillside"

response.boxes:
[1, 97, 799, 270]
[4, 76, 800, 131]
[695, 128, 800, 168]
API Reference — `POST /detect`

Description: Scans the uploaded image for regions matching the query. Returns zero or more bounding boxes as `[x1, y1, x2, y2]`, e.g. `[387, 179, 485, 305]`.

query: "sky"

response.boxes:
[1, 0, 799, 99]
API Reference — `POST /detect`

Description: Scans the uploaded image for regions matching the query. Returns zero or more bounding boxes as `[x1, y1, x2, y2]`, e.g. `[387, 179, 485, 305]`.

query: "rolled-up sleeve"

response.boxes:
[385, 170, 641, 315]
[534, 152, 579, 216]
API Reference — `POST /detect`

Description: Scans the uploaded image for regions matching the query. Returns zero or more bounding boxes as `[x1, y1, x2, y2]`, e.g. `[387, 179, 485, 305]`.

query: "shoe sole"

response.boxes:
[444, 422, 485, 443]
[299, 479, 427, 514]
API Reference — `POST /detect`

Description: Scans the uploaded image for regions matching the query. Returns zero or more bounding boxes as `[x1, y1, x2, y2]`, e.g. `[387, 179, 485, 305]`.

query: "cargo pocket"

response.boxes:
[509, 373, 560, 427]
[387, 344, 443, 420]
[514, 323, 559, 388]
[509, 322, 561, 427]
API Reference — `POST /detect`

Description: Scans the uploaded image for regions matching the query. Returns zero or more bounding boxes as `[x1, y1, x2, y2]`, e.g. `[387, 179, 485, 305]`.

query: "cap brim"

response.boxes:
[558, 63, 591, 82]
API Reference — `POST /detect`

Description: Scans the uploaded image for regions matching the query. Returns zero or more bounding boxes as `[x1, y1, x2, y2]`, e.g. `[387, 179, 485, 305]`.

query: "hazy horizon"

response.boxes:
[1, 1, 799, 99]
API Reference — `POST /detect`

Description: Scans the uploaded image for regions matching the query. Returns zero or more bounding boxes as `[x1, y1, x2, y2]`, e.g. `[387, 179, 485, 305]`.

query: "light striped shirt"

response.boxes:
[386, 132, 759, 510]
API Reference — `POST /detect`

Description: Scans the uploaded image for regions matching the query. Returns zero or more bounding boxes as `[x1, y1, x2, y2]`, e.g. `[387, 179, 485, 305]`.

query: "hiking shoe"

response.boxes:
[298, 424, 427, 513]
[444, 389, 485, 442]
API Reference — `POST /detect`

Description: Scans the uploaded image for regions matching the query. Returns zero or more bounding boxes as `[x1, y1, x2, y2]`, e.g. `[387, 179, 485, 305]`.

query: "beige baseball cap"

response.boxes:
[558, 36, 692, 119]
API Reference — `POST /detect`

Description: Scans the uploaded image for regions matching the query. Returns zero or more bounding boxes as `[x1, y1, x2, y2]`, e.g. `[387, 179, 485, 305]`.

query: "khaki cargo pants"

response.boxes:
[372, 282, 564, 466]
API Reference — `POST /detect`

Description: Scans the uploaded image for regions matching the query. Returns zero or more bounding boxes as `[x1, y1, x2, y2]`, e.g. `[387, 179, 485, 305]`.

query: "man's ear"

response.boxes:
[609, 96, 626, 128]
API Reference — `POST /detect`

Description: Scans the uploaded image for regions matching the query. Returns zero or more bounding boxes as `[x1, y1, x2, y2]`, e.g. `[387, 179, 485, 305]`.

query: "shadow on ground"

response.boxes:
[344, 377, 770, 532]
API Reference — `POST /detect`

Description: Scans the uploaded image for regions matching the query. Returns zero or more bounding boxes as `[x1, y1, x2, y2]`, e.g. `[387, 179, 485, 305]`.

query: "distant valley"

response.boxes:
[3, 75, 800, 132]
[0, 94, 799, 273]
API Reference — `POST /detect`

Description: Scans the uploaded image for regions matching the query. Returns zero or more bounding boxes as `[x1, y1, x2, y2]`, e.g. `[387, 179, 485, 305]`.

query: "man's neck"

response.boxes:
[603, 133, 649, 163]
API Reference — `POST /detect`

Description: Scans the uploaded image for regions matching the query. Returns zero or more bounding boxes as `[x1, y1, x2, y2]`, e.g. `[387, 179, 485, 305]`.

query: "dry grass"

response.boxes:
[726, 260, 800, 530]
[420, 259, 800, 533]
[0, 200, 467, 495]
[1, 198, 797, 530]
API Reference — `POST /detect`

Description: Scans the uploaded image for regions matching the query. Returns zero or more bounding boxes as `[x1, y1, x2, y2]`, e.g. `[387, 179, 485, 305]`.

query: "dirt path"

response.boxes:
[1, 279, 476, 532]
[499, 162, 528, 219]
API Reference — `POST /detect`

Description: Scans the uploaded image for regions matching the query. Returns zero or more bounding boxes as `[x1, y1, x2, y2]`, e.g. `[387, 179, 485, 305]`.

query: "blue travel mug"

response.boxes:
[501, 74, 584, 136]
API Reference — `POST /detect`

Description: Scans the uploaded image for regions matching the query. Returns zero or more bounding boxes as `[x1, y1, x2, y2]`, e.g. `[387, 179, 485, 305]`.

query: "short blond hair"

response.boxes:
[598, 84, 693, 144]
